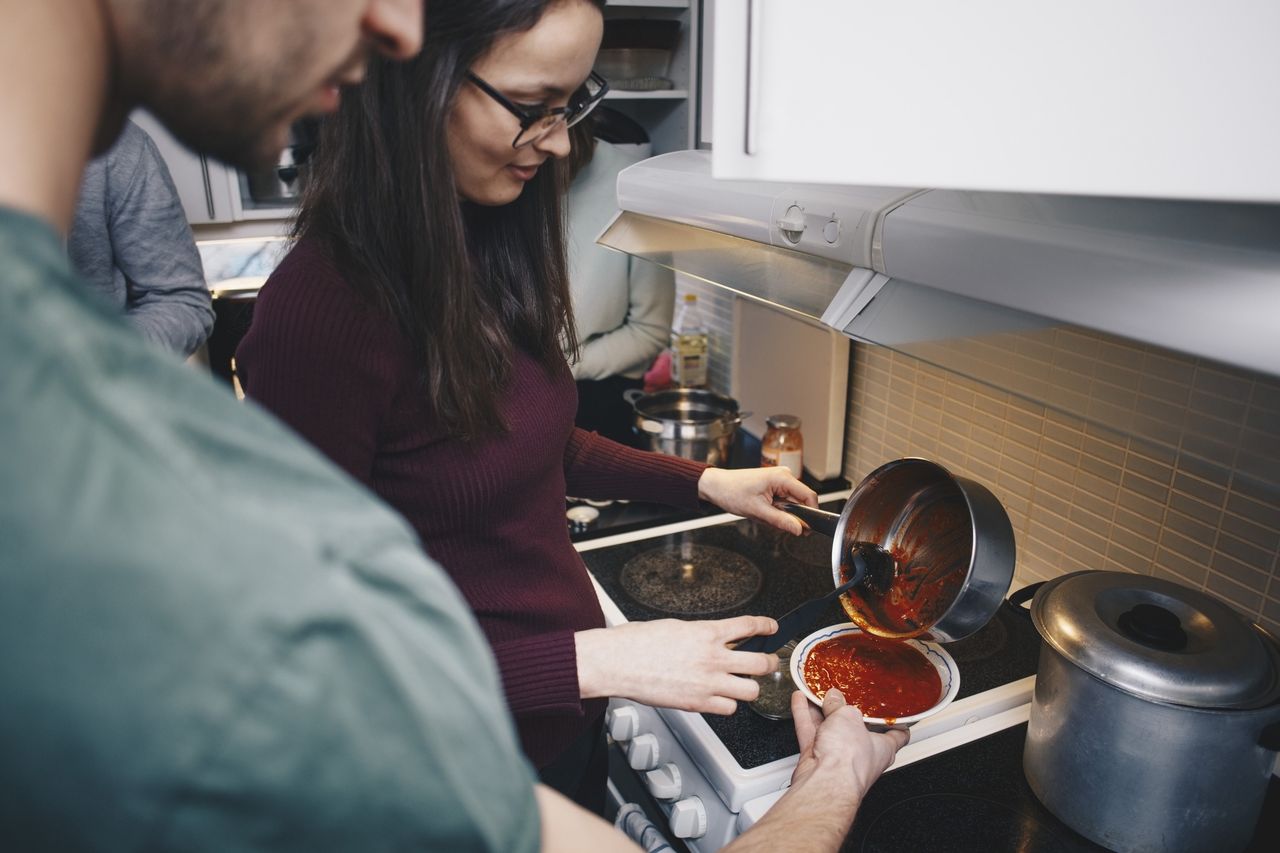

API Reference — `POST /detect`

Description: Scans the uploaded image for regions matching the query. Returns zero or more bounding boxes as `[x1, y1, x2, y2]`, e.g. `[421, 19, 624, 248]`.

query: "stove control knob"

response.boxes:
[606, 706, 640, 742]
[669, 796, 708, 839]
[644, 762, 683, 801]
[627, 734, 661, 771]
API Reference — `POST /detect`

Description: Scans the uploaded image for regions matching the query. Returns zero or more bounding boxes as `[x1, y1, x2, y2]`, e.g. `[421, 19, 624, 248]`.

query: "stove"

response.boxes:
[578, 494, 1041, 850]
[583, 497, 1280, 852]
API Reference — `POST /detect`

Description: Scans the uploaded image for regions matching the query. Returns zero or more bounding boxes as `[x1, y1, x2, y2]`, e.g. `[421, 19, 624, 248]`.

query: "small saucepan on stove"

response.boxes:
[776, 458, 1015, 644]
[622, 388, 748, 466]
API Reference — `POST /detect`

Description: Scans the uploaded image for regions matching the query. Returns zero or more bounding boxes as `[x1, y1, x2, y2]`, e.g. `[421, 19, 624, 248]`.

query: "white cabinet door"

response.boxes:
[130, 112, 237, 224]
[712, 1, 1280, 202]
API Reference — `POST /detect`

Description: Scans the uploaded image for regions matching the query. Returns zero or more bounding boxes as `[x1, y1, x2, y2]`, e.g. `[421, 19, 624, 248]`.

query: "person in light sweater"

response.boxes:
[237, 0, 825, 816]
[563, 119, 674, 446]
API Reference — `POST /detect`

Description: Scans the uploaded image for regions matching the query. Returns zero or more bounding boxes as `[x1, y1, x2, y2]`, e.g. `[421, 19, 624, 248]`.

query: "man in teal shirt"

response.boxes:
[0, 1, 906, 850]
[0, 2, 543, 850]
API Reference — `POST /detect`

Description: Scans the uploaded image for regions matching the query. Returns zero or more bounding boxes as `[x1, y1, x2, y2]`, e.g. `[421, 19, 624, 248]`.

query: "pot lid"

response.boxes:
[1031, 571, 1280, 709]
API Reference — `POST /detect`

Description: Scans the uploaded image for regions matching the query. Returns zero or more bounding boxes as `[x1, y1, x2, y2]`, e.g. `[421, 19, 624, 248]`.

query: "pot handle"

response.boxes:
[1261, 722, 1280, 752]
[775, 502, 841, 537]
[622, 389, 645, 408]
[1007, 582, 1045, 618]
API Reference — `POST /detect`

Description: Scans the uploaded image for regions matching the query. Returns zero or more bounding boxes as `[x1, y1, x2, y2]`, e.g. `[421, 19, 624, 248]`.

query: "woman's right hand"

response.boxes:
[575, 615, 780, 715]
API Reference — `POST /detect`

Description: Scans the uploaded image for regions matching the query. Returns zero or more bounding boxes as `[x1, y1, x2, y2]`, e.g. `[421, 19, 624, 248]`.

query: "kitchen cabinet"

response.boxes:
[603, 0, 700, 153]
[711, 0, 1280, 202]
[131, 112, 294, 226]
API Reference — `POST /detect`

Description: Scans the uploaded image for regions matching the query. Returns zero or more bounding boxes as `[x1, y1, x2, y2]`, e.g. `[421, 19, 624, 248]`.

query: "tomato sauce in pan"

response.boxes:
[839, 494, 971, 638]
[802, 632, 941, 718]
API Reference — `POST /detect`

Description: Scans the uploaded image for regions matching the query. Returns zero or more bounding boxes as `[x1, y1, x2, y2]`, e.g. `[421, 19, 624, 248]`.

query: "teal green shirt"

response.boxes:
[0, 208, 541, 851]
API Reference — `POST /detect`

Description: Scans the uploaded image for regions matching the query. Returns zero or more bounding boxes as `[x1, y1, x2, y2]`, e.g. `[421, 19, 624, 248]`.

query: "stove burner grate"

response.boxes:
[619, 543, 763, 616]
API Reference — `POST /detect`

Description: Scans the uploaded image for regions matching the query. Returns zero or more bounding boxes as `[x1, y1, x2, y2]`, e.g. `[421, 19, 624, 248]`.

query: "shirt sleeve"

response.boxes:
[563, 427, 707, 509]
[490, 631, 586, 717]
[105, 124, 215, 356]
[235, 260, 397, 489]
[572, 256, 675, 381]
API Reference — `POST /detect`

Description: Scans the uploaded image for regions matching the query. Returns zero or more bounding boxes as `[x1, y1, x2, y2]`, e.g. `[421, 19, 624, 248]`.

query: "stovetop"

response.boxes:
[580, 503, 1041, 771]
[843, 721, 1280, 852]
[585, 503, 1280, 852]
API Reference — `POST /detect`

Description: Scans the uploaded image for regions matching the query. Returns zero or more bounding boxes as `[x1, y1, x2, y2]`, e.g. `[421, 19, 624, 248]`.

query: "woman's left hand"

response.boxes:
[697, 466, 819, 535]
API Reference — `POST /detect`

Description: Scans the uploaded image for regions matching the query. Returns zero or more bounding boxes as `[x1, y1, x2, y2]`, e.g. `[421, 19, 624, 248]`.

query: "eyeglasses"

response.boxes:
[465, 70, 610, 149]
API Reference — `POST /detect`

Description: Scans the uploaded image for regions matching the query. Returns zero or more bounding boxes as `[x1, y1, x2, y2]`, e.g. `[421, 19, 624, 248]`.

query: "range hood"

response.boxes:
[599, 151, 1280, 380]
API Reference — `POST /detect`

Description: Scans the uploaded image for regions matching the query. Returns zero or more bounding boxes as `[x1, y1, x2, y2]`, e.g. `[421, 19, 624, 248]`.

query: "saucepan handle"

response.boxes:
[622, 389, 646, 407]
[1007, 582, 1045, 615]
[775, 503, 841, 538]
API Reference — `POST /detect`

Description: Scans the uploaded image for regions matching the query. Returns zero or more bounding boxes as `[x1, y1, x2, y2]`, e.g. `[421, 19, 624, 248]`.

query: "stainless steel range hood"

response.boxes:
[599, 151, 1280, 380]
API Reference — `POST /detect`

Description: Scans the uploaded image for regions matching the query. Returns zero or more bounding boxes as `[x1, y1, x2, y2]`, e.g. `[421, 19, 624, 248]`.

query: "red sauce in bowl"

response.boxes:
[801, 632, 942, 718]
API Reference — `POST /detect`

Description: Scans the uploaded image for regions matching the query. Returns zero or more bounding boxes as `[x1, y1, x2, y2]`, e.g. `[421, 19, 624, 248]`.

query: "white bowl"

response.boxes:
[790, 623, 960, 726]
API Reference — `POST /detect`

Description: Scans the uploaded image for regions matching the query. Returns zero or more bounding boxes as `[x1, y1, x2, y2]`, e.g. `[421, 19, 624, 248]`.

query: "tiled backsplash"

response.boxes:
[844, 342, 1280, 636]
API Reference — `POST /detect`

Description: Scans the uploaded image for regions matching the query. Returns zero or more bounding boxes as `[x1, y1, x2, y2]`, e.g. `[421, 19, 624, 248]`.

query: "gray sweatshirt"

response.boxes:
[69, 121, 214, 356]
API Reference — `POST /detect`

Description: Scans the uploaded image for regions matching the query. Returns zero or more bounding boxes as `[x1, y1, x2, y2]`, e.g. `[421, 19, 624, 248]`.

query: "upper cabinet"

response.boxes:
[710, 1, 1280, 202]
[132, 112, 302, 229]
[600, 0, 700, 153]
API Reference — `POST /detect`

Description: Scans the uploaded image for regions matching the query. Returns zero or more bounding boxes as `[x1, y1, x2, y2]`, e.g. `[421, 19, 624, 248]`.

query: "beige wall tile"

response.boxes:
[1110, 526, 1157, 562]
[1113, 506, 1162, 542]
[1193, 365, 1253, 402]
[1143, 352, 1197, 385]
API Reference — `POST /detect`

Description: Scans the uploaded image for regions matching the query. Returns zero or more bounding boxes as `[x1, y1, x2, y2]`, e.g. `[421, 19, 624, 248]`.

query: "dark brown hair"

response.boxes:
[295, 0, 604, 439]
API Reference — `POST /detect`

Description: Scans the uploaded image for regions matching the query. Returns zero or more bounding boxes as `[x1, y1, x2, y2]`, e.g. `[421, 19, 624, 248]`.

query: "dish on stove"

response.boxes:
[748, 639, 798, 720]
[790, 623, 959, 726]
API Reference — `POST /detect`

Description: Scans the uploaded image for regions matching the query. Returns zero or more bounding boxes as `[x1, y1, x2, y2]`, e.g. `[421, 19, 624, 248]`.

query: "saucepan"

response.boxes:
[773, 458, 1016, 644]
[622, 388, 749, 466]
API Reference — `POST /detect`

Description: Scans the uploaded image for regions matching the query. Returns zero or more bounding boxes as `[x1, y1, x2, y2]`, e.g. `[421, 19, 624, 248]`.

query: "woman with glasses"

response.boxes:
[236, 0, 817, 812]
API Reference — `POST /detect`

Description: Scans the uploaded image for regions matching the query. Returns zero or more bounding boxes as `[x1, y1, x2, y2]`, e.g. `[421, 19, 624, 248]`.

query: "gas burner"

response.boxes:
[620, 542, 763, 616]
[942, 608, 1010, 664]
[783, 532, 834, 568]
[859, 794, 1079, 853]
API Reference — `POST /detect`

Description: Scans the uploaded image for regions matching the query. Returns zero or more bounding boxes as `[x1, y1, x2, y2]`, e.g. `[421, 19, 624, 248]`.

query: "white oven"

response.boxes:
[577, 496, 1039, 851]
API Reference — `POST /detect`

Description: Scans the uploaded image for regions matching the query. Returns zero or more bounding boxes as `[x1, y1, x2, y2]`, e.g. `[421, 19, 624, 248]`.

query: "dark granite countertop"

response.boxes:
[842, 721, 1280, 853]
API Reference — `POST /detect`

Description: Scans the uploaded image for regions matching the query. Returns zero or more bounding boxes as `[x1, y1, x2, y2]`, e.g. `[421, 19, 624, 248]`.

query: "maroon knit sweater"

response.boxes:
[235, 238, 707, 767]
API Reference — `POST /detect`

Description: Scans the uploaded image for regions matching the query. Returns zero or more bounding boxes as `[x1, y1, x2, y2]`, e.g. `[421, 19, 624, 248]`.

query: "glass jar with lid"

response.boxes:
[760, 414, 803, 479]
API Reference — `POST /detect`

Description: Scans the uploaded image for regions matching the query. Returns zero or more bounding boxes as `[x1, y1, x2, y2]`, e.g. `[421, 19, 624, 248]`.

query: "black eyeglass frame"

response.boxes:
[465, 70, 610, 149]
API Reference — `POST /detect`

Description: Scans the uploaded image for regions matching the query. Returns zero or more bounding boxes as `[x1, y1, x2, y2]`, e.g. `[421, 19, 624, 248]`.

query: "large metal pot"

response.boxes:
[1020, 571, 1280, 853]
[779, 458, 1016, 642]
[623, 388, 745, 466]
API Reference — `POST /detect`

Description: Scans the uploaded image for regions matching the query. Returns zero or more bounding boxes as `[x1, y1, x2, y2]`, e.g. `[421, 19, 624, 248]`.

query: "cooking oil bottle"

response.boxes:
[670, 293, 709, 389]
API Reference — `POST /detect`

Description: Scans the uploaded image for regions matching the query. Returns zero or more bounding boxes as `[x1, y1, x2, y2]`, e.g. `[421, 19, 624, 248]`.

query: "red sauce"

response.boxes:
[802, 632, 942, 718]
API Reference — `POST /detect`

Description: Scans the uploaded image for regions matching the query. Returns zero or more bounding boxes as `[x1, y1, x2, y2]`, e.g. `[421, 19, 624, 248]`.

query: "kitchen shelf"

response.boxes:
[604, 89, 689, 100]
